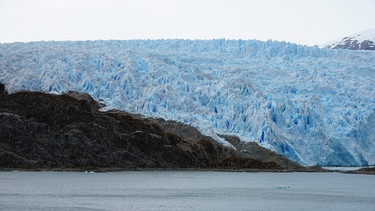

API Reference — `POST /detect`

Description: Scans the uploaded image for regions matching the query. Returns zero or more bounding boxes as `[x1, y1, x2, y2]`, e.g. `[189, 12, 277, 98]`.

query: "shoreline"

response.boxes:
[0, 166, 328, 173]
[2, 166, 374, 175]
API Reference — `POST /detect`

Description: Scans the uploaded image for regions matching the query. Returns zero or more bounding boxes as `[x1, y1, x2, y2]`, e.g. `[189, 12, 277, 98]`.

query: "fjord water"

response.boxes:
[1, 171, 374, 210]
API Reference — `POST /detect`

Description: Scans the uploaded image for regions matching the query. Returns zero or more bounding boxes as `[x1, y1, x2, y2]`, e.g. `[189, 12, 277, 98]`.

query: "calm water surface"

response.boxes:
[0, 171, 374, 210]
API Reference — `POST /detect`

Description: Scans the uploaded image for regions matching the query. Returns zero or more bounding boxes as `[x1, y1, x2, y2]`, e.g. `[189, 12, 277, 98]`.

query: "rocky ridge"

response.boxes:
[0, 83, 308, 171]
[323, 28, 375, 50]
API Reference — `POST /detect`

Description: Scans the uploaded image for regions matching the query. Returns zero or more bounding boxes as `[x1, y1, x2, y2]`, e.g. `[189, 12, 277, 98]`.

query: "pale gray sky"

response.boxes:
[1, 0, 374, 45]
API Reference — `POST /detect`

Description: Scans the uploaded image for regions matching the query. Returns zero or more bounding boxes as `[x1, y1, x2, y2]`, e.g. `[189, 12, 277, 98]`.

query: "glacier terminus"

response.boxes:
[0, 39, 374, 166]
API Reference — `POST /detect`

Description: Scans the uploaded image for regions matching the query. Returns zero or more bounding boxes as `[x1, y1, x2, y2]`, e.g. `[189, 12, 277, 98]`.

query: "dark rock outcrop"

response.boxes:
[219, 135, 303, 170]
[325, 38, 375, 50]
[345, 167, 375, 175]
[323, 29, 375, 50]
[0, 83, 7, 96]
[0, 83, 284, 171]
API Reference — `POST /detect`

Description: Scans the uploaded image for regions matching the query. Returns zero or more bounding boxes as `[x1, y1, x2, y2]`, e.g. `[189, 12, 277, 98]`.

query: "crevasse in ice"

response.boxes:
[1, 39, 374, 166]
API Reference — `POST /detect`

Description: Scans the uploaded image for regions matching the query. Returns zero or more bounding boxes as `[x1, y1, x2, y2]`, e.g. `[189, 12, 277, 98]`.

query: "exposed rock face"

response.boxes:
[218, 135, 302, 170]
[0, 83, 7, 96]
[345, 167, 375, 175]
[323, 29, 375, 50]
[0, 84, 287, 171]
[325, 38, 375, 50]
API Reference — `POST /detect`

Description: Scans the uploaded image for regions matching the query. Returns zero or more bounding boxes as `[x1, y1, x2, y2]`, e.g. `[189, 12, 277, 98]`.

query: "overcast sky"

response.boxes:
[1, 0, 374, 45]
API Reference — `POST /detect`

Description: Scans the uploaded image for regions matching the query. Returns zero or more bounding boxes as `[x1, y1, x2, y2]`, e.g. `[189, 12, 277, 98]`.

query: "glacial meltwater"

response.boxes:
[0, 171, 374, 210]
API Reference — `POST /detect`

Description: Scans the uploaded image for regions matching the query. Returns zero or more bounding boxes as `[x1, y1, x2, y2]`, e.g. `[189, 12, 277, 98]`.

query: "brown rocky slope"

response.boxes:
[0, 83, 307, 171]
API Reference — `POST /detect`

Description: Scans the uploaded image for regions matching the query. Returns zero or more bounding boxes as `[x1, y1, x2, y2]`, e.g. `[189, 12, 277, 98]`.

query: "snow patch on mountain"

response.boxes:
[322, 28, 375, 50]
[0, 40, 374, 166]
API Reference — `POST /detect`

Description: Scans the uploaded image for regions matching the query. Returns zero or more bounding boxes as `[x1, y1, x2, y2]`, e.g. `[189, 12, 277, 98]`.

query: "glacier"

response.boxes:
[0, 39, 374, 166]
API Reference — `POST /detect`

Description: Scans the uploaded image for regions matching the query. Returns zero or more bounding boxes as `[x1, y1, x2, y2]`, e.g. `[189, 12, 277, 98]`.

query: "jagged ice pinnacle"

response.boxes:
[0, 40, 374, 166]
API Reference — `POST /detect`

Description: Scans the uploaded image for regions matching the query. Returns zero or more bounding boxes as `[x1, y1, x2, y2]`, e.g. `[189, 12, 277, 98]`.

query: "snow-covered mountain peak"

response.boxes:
[322, 28, 375, 50]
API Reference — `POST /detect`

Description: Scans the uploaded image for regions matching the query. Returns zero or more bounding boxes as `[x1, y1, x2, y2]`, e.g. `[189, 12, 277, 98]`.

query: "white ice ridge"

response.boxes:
[0, 39, 374, 166]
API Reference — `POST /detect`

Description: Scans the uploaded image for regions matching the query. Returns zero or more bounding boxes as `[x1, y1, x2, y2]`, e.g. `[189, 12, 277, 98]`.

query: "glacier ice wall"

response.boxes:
[1, 40, 374, 166]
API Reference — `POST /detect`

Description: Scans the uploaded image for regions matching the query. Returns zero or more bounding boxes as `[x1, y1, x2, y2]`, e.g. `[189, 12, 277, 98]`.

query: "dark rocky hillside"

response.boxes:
[0, 83, 306, 171]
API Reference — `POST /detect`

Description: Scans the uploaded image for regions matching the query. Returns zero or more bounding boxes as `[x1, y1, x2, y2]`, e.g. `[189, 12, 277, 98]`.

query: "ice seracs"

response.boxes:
[0, 39, 374, 166]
